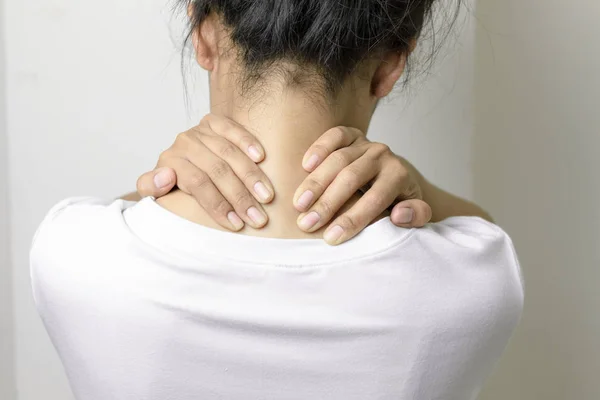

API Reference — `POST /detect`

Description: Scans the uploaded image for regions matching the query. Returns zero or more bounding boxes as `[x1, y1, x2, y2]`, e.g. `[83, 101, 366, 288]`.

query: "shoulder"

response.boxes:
[409, 216, 525, 296]
[396, 217, 525, 329]
[420, 216, 520, 256]
[31, 197, 135, 254]
[29, 197, 136, 298]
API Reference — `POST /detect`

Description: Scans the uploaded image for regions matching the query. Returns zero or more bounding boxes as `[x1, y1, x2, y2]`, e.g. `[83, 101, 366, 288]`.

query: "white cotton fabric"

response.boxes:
[30, 197, 524, 400]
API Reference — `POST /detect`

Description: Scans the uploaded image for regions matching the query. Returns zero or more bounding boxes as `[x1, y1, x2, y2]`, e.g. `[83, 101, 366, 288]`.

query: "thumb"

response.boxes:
[136, 167, 177, 199]
[390, 199, 432, 228]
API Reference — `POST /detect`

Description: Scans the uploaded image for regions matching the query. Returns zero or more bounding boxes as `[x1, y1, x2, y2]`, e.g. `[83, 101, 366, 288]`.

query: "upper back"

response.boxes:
[30, 197, 524, 400]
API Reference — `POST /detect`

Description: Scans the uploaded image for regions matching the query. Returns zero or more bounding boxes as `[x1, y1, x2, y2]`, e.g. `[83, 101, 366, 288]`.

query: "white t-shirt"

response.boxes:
[30, 197, 524, 400]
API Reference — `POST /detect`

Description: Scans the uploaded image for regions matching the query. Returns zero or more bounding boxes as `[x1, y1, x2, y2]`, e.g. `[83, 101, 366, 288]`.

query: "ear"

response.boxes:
[191, 14, 219, 72]
[371, 51, 408, 98]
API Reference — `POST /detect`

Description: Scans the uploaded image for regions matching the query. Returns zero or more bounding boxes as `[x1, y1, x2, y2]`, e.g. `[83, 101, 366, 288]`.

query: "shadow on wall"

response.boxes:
[473, 0, 600, 399]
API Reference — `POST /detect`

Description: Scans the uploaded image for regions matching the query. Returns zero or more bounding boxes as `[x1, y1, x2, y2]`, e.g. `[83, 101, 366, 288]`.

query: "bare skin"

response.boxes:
[130, 14, 493, 244]
[157, 88, 388, 240]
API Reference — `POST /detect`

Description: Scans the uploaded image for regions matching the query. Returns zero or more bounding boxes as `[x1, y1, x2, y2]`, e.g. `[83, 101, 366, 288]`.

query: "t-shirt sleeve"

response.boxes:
[29, 197, 129, 306]
[432, 216, 525, 297]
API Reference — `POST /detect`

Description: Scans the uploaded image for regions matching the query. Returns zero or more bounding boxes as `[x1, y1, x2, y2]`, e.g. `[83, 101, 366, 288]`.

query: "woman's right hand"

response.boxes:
[137, 114, 436, 238]
[136, 114, 274, 231]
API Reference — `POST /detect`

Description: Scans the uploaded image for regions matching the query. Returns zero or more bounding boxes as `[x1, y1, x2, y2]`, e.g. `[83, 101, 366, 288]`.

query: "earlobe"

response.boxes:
[371, 52, 407, 98]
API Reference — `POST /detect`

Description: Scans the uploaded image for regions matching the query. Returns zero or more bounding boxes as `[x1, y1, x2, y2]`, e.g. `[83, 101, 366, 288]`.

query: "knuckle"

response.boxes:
[200, 114, 212, 126]
[188, 172, 209, 190]
[220, 116, 236, 130]
[305, 178, 325, 193]
[405, 185, 422, 200]
[310, 142, 331, 156]
[210, 161, 231, 178]
[330, 126, 347, 142]
[331, 150, 351, 167]
[337, 214, 359, 232]
[218, 142, 238, 159]
[372, 142, 391, 155]
[368, 193, 388, 210]
[176, 131, 192, 144]
[311, 143, 329, 156]
[233, 191, 253, 207]
[317, 199, 334, 217]
[157, 151, 170, 164]
[191, 125, 209, 140]
[347, 127, 363, 139]
[400, 170, 411, 183]
[175, 131, 187, 141]
[395, 167, 410, 182]
[211, 115, 235, 135]
[339, 168, 362, 189]
[212, 198, 232, 215]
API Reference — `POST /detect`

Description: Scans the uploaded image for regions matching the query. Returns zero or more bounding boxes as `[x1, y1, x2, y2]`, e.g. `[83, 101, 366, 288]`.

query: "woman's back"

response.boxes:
[31, 197, 523, 400]
[31, 1, 524, 398]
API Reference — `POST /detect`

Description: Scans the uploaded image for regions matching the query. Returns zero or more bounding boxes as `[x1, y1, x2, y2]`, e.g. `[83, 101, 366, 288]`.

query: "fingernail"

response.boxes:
[298, 211, 320, 230]
[324, 225, 344, 244]
[153, 169, 172, 189]
[296, 190, 314, 210]
[227, 212, 244, 230]
[247, 207, 267, 226]
[303, 154, 319, 171]
[395, 208, 414, 224]
[254, 181, 271, 202]
[248, 146, 262, 162]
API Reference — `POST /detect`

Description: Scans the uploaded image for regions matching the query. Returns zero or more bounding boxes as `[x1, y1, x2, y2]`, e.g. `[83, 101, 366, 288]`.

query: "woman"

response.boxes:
[31, 1, 524, 399]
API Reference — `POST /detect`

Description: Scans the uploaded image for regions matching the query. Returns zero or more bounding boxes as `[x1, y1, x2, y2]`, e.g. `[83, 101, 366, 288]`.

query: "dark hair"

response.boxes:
[177, 0, 458, 96]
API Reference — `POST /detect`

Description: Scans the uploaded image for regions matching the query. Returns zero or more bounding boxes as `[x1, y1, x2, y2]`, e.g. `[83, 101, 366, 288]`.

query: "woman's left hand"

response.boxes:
[136, 115, 433, 245]
[294, 126, 432, 245]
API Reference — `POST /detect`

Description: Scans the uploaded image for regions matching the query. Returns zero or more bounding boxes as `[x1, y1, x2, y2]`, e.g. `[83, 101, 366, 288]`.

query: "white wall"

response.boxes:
[474, 1, 600, 399]
[4, 1, 475, 400]
[1, 0, 17, 396]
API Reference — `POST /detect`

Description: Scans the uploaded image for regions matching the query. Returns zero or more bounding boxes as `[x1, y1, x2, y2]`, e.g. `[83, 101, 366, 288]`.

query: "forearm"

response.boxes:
[403, 159, 493, 223]
[120, 192, 142, 202]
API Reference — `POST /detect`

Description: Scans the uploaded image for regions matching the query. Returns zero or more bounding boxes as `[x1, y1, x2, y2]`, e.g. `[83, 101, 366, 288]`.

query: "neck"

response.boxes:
[159, 86, 377, 238]
[216, 89, 365, 188]
[207, 86, 373, 236]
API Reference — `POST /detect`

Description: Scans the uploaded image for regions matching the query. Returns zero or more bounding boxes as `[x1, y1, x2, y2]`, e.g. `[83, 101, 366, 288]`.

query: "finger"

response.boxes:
[391, 199, 432, 228]
[202, 114, 266, 163]
[297, 153, 379, 232]
[201, 135, 275, 204]
[189, 143, 269, 229]
[294, 146, 365, 212]
[156, 157, 244, 232]
[136, 167, 177, 198]
[302, 126, 363, 172]
[321, 176, 400, 245]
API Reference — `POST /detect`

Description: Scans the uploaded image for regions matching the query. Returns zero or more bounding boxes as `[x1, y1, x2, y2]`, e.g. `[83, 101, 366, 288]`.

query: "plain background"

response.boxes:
[1, 0, 15, 398]
[0, 0, 598, 399]
[474, 1, 600, 398]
